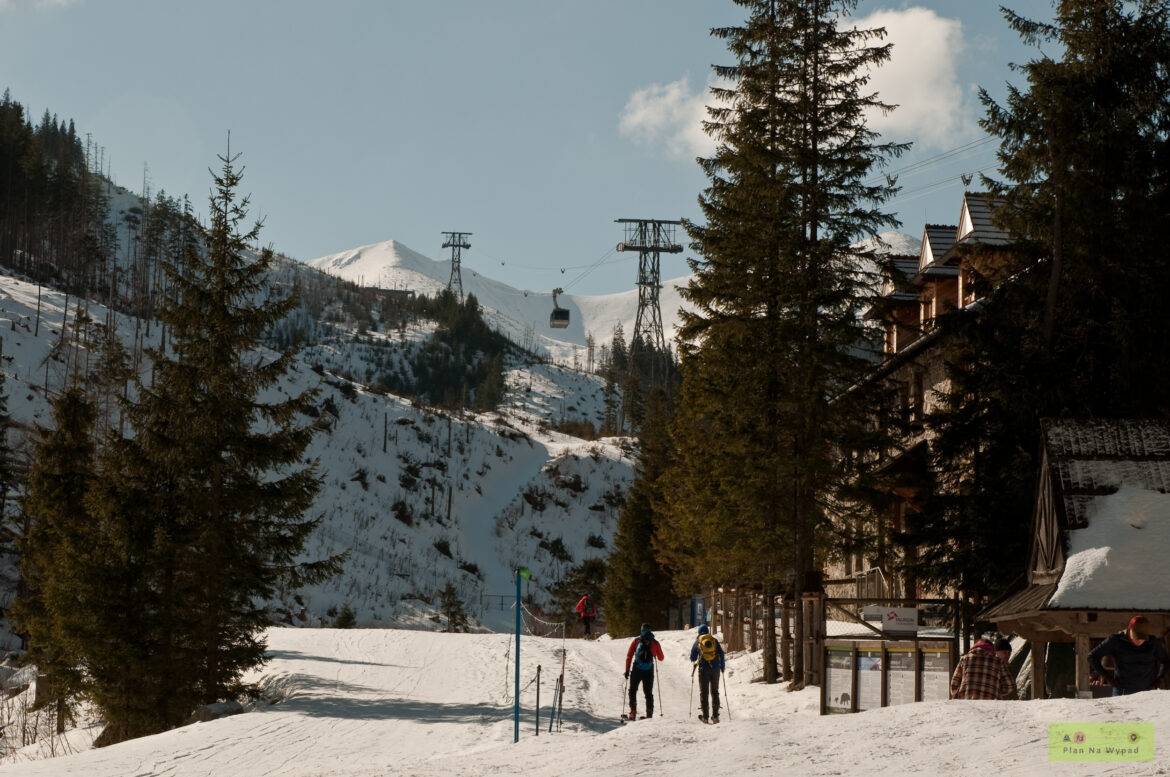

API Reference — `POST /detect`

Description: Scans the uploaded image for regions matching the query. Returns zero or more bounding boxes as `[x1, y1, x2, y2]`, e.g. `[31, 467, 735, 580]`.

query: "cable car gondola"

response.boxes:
[549, 287, 570, 329]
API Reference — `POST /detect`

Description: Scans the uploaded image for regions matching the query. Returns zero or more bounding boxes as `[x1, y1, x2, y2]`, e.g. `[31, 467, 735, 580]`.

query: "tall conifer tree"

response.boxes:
[913, 0, 1170, 603]
[605, 390, 676, 636]
[662, 0, 903, 684]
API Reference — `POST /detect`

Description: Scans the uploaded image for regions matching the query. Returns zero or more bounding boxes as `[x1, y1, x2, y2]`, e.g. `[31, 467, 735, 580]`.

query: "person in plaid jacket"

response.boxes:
[950, 639, 1017, 700]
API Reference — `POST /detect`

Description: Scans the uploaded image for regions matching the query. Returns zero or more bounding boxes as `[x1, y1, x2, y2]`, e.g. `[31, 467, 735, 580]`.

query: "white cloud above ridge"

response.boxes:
[618, 6, 979, 158]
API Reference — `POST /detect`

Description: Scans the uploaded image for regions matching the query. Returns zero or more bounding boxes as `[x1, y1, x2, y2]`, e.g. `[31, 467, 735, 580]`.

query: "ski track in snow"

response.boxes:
[4, 627, 1168, 776]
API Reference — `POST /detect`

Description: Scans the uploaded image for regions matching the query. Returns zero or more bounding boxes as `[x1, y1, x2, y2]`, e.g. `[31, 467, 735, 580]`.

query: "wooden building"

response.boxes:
[985, 419, 1170, 698]
[831, 193, 1010, 599]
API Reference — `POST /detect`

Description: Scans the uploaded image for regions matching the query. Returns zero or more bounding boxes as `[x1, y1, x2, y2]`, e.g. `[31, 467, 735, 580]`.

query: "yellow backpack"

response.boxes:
[698, 633, 718, 662]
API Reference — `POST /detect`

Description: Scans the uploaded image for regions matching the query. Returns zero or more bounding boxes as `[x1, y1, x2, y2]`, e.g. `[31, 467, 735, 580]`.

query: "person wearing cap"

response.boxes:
[950, 638, 1017, 700]
[623, 623, 664, 720]
[1089, 615, 1169, 696]
[689, 624, 725, 723]
[994, 637, 1013, 667]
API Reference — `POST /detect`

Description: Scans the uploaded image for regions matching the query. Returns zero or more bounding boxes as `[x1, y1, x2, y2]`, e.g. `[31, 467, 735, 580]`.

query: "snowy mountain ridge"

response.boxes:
[305, 229, 920, 362]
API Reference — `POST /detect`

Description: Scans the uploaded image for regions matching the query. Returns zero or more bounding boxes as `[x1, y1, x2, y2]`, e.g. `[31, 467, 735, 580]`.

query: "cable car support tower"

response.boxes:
[442, 231, 472, 299]
[616, 218, 682, 386]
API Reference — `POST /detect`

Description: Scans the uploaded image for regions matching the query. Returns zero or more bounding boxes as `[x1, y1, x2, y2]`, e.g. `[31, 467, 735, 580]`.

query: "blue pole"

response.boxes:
[513, 568, 521, 744]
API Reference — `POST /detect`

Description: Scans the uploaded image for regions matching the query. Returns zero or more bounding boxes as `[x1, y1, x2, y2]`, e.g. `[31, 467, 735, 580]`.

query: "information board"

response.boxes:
[887, 647, 916, 705]
[921, 647, 952, 702]
[824, 646, 853, 713]
[856, 649, 883, 710]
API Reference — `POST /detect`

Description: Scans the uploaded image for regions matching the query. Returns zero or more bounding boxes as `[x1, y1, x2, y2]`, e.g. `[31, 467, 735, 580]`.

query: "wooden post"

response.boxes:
[1075, 634, 1091, 697]
[750, 594, 758, 653]
[781, 597, 793, 681]
[1031, 640, 1047, 700]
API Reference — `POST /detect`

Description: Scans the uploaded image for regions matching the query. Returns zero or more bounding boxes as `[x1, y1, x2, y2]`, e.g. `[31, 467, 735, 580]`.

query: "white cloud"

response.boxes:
[854, 6, 978, 149]
[619, 7, 977, 158]
[618, 77, 715, 159]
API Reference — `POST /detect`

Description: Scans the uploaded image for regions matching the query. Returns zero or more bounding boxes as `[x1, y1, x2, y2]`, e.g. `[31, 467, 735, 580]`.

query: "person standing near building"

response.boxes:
[624, 624, 664, 720]
[950, 638, 1017, 700]
[690, 624, 725, 723]
[1089, 615, 1168, 696]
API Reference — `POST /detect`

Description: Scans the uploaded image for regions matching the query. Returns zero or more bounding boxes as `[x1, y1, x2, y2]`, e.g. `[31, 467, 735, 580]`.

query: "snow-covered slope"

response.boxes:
[305, 231, 919, 363]
[307, 239, 689, 363]
[6, 626, 1168, 776]
[0, 271, 634, 641]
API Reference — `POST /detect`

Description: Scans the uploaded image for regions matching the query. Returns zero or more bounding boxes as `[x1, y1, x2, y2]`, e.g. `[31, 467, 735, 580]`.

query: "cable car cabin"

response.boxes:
[549, 287, 570, 329]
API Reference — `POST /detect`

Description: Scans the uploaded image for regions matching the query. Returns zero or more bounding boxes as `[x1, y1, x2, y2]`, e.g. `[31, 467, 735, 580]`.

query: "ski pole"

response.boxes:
[620, 672, 628, 719]
[655, 659, 663, 717]
[690, 663, 696, 718]
[722, 667, 731, 721]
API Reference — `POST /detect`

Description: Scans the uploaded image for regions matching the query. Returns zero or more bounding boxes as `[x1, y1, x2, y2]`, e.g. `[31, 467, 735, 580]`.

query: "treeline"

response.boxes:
[601, 0, 1170, 685]
[11, 154, 342, 746]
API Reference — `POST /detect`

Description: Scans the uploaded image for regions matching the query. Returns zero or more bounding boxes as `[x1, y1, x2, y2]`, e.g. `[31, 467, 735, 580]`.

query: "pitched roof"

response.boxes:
[956, 192, 1010, 246]
[919, 224, 958, 272]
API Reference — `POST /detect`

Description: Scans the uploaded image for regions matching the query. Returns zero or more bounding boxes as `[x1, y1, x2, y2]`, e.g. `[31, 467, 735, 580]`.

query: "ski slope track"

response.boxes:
[305, 231, 919, 364]
[4, 627, 1168, 776]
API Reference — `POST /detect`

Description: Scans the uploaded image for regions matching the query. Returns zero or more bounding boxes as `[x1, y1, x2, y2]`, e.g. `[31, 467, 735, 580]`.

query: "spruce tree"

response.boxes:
[10, 389, 96, 734]
[912, 1, 1170, 605]
[661, 0, 903, 685]
[82, 151, 344, 744]
[604, 390, 676, 636]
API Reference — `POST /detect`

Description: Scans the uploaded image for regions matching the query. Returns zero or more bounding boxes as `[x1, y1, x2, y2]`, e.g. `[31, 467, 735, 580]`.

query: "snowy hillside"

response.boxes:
[0, 271, 634, 642]
[5, 626, 1168, 775]
[305, 231, 919, 363]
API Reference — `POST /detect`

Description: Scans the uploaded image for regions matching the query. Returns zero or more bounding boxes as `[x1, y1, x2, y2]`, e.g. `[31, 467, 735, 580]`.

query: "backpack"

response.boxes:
[634, 636, 655, 669]
[698, 633, 719, 663]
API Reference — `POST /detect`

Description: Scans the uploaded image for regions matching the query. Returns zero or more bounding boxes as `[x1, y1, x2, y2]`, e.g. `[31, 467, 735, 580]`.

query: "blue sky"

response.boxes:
[1, 0, 1055, 294]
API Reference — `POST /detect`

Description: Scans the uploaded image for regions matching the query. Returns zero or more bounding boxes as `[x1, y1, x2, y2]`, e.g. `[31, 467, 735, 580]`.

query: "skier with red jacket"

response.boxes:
[574, 594, 598, 637]
[623, 624, 665, 720]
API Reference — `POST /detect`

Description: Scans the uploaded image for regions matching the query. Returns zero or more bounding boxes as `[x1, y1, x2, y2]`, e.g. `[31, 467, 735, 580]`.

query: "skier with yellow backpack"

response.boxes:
[689, 624, 726, 723]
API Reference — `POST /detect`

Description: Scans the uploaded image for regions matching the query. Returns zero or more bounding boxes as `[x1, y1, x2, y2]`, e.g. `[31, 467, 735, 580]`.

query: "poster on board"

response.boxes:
[824, 645, 853, 713]
[887, 648, 916, 705]
[922, 648, 952, 702]
[856, 648, 883, 710]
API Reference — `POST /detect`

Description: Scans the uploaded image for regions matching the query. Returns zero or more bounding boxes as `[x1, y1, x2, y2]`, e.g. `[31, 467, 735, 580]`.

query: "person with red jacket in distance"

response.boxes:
[574, 594, 598, 637]
[623, 624, 665, 720]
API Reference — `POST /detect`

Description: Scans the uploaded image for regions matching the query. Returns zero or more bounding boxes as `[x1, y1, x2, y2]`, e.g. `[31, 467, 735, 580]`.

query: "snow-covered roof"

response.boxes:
[988, 419, 1170, 617]
[1049, 485, 1170, 609]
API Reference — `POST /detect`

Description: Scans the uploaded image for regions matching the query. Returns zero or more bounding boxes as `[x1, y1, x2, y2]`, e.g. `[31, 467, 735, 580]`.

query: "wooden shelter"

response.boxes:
[985, 419, 1170, 698]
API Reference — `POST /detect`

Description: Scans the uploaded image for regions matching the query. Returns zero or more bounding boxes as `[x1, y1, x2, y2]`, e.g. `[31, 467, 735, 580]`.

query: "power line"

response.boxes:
[869, 135, 997, 185]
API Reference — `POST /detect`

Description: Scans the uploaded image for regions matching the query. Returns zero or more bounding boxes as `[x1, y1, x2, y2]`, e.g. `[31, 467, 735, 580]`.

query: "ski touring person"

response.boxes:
[690, 624, 725, 723]
[1089, 615, 1168, 696]
[624, 623, 664, 720]
[949, 638, 1016, 700]
[574, 594, 598, 638]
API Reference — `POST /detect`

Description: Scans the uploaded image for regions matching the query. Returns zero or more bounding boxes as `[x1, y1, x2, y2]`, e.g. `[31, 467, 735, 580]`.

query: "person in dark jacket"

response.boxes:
[689, 624, 725, 723]
[1089, 615, 1169, 696]
[623, 623, 664, 720]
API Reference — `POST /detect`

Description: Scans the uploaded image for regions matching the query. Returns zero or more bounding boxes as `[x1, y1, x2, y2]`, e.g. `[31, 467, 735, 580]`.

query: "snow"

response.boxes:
[305, 239, 686, 364]
[1050, 484, 1170, 610]
[0, 270, 635, 638]
[4, 626, 1169, 776]
[304, 232, 918, 365]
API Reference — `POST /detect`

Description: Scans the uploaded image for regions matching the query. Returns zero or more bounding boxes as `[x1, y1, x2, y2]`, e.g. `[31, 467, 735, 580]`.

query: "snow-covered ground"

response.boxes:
[3, 626, 1167, 775]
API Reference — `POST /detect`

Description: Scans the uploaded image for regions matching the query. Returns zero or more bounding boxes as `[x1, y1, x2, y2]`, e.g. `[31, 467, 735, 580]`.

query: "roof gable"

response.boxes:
[956, 192, 1010, 246]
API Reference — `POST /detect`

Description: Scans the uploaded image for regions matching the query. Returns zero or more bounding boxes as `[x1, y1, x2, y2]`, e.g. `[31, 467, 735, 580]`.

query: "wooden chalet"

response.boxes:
[985, 419, 1170, 698]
